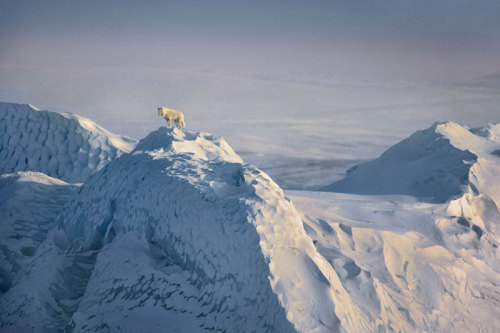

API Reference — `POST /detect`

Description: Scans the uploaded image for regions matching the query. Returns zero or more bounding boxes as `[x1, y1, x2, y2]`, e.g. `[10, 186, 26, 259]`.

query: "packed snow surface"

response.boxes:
[305, 120, 500, 331]
[0, 102, 137, 183]
[1, 127, 363, 332]
[0, 171, 77, 294]
[323, 121, 482, 202]
[1, 105, 500, 332]
[289, 188, 500, 332]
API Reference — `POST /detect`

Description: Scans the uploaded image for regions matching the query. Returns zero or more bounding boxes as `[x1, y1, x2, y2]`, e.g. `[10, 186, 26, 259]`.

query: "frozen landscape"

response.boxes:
[2, 1, 500, 331]
[1, 102, 499, 332]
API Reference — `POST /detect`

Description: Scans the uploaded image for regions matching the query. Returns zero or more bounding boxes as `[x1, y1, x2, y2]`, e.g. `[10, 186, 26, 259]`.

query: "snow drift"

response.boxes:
[0, 102, 137, 297]
[0, 102, 136, 183]
[290, 187, 500, 333]
[323, 121, 478, 202]
[299, 120, 500, 331]
[0, 172, 77, 294]
[1, 103, 500, 332]
[0, 127, 366, 333]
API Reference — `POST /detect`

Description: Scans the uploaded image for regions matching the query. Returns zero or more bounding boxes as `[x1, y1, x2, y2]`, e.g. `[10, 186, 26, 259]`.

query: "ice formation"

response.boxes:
[1, 127, 355, 332]
[0, 102, 136, 183]
[1, 103, 500, 332]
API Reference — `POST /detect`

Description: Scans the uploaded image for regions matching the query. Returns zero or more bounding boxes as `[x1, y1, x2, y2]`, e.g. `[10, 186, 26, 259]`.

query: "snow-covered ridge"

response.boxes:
[1, 127, 365, 332]
[0, 102, 137, 183]
[2, 105, 499, 332]
[322, 121, 500, 202]
[290, 188, 500, 332]
[289, 120, 500, 332]
[133, 126, 243, 163]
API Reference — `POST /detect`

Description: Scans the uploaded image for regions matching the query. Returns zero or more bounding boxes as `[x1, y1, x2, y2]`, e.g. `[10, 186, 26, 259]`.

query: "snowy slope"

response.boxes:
[299, 121, 500, 331]
[323, 121, 479, 202]
[0, 102, 137, 296]
[289, 190, 500, 332]
[0, 172, 77, 294]
[0, 102, 137, 183]
[2, 113, 500, 332]
[0, 127, 368, 333]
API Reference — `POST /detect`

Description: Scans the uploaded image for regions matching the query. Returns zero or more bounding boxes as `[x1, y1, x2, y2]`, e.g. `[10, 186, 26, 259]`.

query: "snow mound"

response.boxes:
[0, 172, 77, 294]
[323, 121, 481, 202]
[0, 102, 137, 183]
[0, 127, 365, 332]
[293, 120, 500, 332]
[290, 190, 500, 333]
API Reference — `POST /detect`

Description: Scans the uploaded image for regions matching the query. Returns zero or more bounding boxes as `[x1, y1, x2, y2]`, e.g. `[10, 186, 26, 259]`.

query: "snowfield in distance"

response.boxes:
[0, 102, 499, 332]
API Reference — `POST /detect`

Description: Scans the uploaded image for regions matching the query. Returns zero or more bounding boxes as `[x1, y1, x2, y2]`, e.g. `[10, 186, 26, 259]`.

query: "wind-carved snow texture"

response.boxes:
[0, 127, 366, 333]
[0, 172, 77, 294]
[0, 102, 136, 298]
[323, 121, 478, 203]
[291, 121, 500, 332]
[2, 105, 500, 333]
[0, 102, 137, 183]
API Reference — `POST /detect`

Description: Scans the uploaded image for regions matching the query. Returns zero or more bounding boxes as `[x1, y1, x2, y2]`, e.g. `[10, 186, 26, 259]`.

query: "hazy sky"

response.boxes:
[1, 0, 500, 81]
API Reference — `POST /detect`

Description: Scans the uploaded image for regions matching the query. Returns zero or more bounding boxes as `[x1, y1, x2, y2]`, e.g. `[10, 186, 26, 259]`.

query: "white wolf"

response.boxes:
[157, 107, 186, 129]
